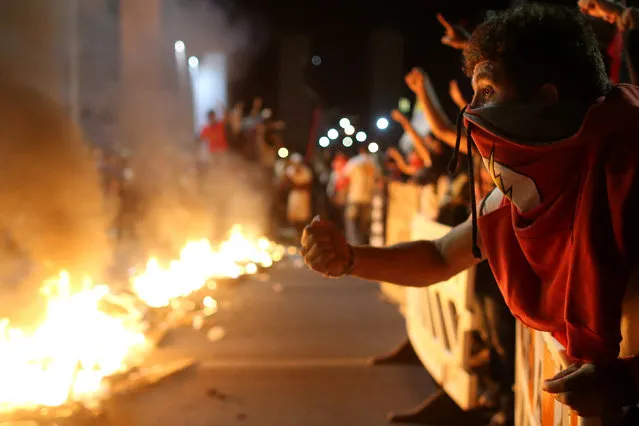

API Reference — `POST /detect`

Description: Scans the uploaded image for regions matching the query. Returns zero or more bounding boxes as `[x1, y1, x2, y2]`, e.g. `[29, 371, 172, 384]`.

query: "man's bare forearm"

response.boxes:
[350, 241, 455, 287]
[399, 118, 435, 163]
[415, 85, 469, 154]
[416, 79, 454, 135]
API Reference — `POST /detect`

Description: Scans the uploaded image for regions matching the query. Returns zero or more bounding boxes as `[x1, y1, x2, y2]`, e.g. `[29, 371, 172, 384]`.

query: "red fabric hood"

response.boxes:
[470, 85, 639, 362]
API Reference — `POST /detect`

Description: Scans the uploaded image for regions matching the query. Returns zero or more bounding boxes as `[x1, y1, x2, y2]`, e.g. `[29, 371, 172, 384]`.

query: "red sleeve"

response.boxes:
[199, 126, 208, 140]
[565, 139, 639, 362]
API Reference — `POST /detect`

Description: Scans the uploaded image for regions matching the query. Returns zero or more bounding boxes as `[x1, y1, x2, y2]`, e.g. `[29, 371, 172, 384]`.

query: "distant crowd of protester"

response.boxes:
[301, 1, 639, 425]
[93, 1, 639, 424]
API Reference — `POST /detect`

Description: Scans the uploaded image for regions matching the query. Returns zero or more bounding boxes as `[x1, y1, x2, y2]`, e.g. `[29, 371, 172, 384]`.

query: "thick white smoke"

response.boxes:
[0, 0, 269, 325]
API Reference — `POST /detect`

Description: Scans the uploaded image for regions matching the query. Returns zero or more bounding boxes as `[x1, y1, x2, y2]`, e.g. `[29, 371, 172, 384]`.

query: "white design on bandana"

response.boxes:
[484, 148, 541, 212]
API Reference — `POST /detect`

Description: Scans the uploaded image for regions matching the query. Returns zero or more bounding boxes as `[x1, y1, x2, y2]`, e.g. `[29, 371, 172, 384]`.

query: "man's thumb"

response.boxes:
[542, 364, 580, 394]
[543, 375, 570, 394]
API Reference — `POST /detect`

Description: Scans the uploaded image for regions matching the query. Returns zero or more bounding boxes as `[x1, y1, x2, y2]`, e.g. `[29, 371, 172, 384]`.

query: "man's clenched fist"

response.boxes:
[301, 216, 354, 278]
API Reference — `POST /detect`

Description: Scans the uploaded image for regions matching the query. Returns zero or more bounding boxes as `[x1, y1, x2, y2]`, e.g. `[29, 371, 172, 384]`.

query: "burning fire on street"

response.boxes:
[0, 226, 285, 419]
[132, 225, 284, 308]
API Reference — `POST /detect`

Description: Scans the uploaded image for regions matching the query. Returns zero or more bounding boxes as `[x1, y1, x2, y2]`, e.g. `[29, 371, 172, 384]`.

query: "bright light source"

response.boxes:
[368, 142, 379, 153]
[175, 40, 185, 53]
[345, 125, 355, 136]
[312, 55, 322, 66]
[278, 147, 289, 158]
[376, 117, 389, 130]
[327, 128, 339, 140]
[356, 131, 367, 142]
[343, 137, 353, 147]
[339, 118, 350, 129]
[319, 136, 330, 147]
[188, 56, 199, 68]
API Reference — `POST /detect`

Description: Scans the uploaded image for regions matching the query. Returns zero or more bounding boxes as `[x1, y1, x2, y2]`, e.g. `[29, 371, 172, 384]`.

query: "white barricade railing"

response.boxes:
[370, 191, 385, 249]
[515, 322, 600, 426]
[379, 182, 636, 422]
[406, 213, 479, 410]
[378, 182, 421, 312]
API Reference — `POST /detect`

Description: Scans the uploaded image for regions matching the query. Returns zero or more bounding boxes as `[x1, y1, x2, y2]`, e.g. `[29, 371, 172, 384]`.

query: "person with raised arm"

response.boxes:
[437, 13, 471, 51]
[302, 4, 639, 420]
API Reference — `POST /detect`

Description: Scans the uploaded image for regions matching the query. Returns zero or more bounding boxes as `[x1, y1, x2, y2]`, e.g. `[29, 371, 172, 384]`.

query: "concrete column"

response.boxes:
[67, 0, 80, 124]
[119, 0, 192, 151]
[278, 34, 314, 154]
[369, 29, 404, 129]
[0, 0, 66, 102]
[119, 0, 200, 253]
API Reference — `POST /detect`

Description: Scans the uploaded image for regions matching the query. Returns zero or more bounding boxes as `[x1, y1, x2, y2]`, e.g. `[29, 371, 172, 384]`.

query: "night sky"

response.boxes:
[221, 0, 615, 128]
[225, 0, 508, 116]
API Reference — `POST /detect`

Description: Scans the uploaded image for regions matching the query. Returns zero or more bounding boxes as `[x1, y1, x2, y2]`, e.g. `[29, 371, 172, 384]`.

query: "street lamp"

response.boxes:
[356, 131, 367, 142]
[319, 136, 330, 147]
[175, 40, 185, 53]
[344, 125, 355, 136]
[188, 56, 199, 69]
[327, 128, 339, 140]
[343, 137, 353, 147]
[339, 118, 350, 129]
[376, 117, 389, 130]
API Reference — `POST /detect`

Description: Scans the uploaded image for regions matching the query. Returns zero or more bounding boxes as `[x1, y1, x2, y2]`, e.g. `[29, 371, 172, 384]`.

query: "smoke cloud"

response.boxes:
[116, 0, 271, 259]
[0, 0, 270, 324]
[0, 77, 111, 324]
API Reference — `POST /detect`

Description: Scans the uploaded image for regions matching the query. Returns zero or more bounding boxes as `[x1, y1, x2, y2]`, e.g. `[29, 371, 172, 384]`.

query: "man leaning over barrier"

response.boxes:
[301, 3, 639, 420]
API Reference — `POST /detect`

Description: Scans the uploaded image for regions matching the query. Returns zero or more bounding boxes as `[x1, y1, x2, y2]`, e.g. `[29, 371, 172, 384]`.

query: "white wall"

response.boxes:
[191, 53, 227, 132]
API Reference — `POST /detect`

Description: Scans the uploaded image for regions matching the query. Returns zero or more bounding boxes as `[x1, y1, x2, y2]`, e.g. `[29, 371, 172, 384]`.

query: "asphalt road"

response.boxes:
[97, 257, 442, 426]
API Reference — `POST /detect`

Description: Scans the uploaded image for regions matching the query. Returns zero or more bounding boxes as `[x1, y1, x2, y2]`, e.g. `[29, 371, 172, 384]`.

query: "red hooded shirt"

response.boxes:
[465, 85, 639, 365]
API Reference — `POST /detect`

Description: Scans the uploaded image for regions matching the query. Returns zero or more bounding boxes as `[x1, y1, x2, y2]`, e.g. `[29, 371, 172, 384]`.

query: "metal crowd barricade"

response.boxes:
[378, 181, 607, 423]
[515, 324, 599, 426]
[370, 185, 386, 249]
[376, 181, 421, 313]
[376, 182, 480, 408]
[406, 214, 479, 410]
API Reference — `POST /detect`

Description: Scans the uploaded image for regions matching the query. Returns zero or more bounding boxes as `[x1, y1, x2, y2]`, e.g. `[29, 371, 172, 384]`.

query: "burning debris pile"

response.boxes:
[0, 225, 285, 423]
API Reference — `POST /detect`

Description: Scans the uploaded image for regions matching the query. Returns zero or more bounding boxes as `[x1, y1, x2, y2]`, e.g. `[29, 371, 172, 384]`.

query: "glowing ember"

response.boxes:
[0, 271, 148, 412]
[132, 225, 283, 308]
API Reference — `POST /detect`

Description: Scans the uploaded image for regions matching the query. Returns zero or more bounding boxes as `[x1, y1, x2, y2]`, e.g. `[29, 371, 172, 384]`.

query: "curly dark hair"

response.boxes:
[463, 3, 611, 103]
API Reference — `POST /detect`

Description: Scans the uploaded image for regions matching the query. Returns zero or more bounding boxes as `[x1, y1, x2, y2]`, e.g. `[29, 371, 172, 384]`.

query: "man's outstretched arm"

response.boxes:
[350, 217, 482, 286]
[301, 213, 484, 288]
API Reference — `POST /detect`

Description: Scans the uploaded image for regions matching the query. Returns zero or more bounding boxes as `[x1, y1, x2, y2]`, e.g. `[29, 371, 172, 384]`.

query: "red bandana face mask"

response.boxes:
[463, 103, 587, 215]
[451, 86, 639, 363]
[447, 102, 587, 258]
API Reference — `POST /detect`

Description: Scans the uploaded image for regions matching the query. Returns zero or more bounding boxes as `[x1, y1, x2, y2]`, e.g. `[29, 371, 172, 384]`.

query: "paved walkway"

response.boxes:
[105, 259, 440, 426]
